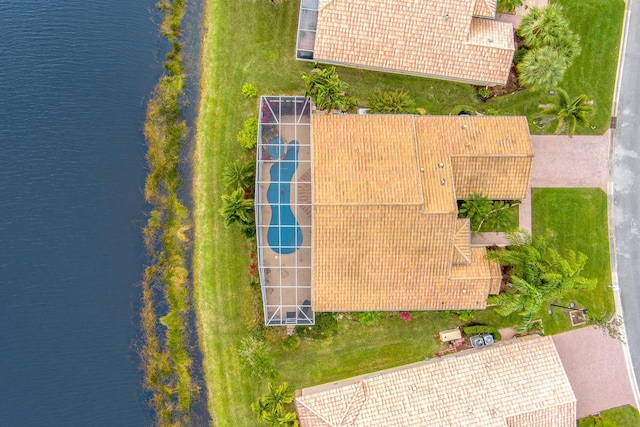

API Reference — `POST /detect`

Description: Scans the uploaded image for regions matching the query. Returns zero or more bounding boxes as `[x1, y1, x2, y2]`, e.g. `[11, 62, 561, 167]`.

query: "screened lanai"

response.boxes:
[296, 0, 319, 60]
[256, 96, 314, 326]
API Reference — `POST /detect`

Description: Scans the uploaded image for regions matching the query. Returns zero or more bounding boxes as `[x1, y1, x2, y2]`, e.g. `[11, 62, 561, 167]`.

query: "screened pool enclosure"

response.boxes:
[256, 96, 314, 326]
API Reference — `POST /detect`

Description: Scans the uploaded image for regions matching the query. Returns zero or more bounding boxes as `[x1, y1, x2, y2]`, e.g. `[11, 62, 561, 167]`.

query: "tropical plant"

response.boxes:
[238, 116, 259, 150]
[367, 89, 417, 114]
[302, 67, 356, 112]
[223, 160, 255, 190]
[486, 230, 597, 332]
[219, 187, 255, 227]
[497, 0, 523, 14]
[252, 383, 298, 426]
[518, 4, 568, 49]
[517, 46, 567, 91]
[282, 334, 300, 351]
[477, 87, 490, 101]
[538, 88, 593, 136]
[459, 193, 493, 230]
[242, 82, 258, 98]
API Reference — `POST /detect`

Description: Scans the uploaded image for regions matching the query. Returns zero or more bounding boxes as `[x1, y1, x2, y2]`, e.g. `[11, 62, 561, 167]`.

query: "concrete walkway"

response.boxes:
[552, 326, 636, 418]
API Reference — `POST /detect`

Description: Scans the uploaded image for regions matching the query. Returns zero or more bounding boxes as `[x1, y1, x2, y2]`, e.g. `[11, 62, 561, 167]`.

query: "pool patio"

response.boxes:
[256, 96, 314, 325]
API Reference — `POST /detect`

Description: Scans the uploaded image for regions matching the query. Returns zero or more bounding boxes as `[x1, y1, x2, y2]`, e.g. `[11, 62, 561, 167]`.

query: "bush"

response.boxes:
[463, 325, 502, 340]
[302, 67, 356, 112]
[242, 83, 258, 98]
[498, 0, 523, 14]
[238, 337, 276, 379]
[296, 312, 338, 340]
[477, 87, 490, 101]
[456, 310, 475, 323]
[483, 108, 502, 116]
[282, 335, 300, 351]
[513, 47, 528, 64]
[357, 311, 383, 326]
[449, 105, 477, 116]
[368, 89, 417, 114]
[237, 116, 259, 150]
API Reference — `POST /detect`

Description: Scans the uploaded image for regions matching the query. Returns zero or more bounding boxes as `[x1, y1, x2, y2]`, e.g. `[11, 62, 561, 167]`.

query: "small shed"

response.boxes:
[439, 327, 462, 343]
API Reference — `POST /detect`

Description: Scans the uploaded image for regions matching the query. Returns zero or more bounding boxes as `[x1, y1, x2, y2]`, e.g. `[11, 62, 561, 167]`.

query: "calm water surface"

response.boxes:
[0, 1, 164, 424]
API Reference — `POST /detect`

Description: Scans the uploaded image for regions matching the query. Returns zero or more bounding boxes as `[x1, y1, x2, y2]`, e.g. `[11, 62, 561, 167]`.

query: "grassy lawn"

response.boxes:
[578, 405, 640, 427]
[193, 0, 621, 424]
[531, 188, 614, 335]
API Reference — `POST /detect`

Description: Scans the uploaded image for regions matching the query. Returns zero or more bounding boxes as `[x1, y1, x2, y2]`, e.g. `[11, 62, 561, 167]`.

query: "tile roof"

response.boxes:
[311, 0, 514, 85]
[473, 0, 497, 18]
[311, 114, 532, 311]
[295, 335, 577, 427]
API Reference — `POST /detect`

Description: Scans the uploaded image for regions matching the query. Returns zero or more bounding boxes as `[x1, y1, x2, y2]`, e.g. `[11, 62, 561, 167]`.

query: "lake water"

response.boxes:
[0, 1, 166, 424]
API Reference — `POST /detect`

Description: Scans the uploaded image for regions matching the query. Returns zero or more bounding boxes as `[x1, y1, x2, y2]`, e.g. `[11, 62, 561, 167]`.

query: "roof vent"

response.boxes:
[488, 38, 493, 43]
[440, 178, 445, 185]
[420, 167, 425, 172]
[438, 162, 444, 168]
[470, 335, 485, 348]
[444, 14, 449, 20]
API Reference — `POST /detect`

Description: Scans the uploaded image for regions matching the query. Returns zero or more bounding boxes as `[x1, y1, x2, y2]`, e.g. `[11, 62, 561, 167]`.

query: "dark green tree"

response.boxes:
[517, 46, 567, 91]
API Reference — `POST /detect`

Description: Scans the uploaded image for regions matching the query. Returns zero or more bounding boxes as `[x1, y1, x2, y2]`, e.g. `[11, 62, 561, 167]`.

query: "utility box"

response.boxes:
[439, 327, 462, 342]
[470, 335, 485, 348]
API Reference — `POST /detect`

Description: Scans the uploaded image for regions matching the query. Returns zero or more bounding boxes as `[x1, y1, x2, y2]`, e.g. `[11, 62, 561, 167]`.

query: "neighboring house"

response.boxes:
[295, 335, 577, 426]
[296, 0, 515, 86]
[255, 96, 533, 325]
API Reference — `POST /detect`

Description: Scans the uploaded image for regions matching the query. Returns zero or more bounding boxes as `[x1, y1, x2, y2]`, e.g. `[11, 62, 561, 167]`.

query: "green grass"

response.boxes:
[479, 204, 520, 232]
[578, 405, 640, 427]
[531, 188, 614, 335]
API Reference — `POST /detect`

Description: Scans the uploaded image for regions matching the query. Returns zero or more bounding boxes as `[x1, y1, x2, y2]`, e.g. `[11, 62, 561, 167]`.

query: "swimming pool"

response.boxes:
[266, 141, 303, 254]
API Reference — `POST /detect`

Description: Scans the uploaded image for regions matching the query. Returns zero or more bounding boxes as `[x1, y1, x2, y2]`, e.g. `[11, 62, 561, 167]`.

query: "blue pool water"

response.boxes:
[268, 136, 286, 159]
[267, 141, 303, 254]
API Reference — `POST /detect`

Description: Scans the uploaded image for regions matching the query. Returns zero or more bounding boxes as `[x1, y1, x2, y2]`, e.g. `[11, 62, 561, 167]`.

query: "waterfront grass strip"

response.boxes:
[140, 0, 197, 425]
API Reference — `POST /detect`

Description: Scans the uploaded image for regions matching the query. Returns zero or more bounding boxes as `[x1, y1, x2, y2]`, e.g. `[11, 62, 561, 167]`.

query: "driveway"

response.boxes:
[552, 326, 637, 418]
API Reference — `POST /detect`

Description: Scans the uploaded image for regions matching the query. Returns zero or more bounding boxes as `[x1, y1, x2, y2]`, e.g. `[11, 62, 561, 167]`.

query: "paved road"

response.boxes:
[613, 0, 640, 398]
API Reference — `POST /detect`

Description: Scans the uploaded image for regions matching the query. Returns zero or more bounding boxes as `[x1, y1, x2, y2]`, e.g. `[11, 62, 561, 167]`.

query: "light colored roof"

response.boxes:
[312, 0, 514, 85]
[295, 335, 577, 427]
[473, 0, 497, 18]
[311, 115, 532, 311]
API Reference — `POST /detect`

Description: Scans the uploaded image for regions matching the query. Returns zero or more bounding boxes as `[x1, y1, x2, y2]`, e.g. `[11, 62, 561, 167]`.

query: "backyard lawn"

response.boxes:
[192, 0, 622, 424]
[531, 188, 614, 335]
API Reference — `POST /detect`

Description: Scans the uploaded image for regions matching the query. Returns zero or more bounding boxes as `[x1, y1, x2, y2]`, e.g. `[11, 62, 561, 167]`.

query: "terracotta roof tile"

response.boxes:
[311, 114, 532, 311]
[312, 0, 514, 85]
[296, 336, 576, 426]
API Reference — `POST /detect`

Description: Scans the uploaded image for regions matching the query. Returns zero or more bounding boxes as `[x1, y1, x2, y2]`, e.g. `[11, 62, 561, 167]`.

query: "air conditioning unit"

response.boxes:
[470, 335, 485, 348]
[482, 334, 495, 346]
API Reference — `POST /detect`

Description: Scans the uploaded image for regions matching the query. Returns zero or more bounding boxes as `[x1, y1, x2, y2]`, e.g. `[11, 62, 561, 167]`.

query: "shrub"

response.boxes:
[513, 47, 528, 64]
[483, 108, 502, 116]
[449, 105, 477, 116]
[238, 337, 276, 379]
[497, 0, 523, 14]
[368, 89, 417, 114]
[302, 67, 356, 112]
[237, 116, 259, 150]
[282, 335, 301, 351]
[456, 310, 475, 323]
[357, 311, 383, 326]
[296, 312, 338, 340]
[242, 83, 258, 98]
[477, 87, 490, 101]
[463, 325, 502, 340]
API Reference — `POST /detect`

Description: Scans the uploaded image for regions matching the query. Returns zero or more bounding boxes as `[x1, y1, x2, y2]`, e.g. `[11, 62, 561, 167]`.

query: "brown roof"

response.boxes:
[295, 335, 577, 427]
[311, 0, 514, 85]
[311, 115, 532, 311]
[473, 0, 497, 18]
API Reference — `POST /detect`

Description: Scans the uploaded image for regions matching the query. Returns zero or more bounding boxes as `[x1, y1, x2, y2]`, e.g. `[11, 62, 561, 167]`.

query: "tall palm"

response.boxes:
[539, 88, 593, 136]
[517, 46, 567, 91]
[262, 407, 298, 427]
[223, 160, 255, 190]
[219, 187, 254, 227]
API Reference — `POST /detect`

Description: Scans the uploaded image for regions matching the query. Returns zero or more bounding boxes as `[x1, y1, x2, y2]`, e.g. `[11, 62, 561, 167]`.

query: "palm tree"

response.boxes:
[262, 407, 298, 427]
[459, 193, 493, 231]
[539, 88, 593, 136]
[302, 67, 356, 112]
[486, 230, 596, 332]
[223, 160, 255, 190]
[518, 4, 568, 49]
[497, 0, 523, 14]
[367, 89, 417, 114]
[219, 187, 254, 227]
[517, 46, 567, 91]
[263, 382, 295, 414]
